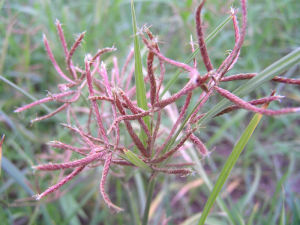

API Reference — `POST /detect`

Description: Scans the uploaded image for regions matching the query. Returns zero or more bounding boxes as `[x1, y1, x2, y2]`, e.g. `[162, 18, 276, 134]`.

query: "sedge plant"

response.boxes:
[13, 0, 300, 224]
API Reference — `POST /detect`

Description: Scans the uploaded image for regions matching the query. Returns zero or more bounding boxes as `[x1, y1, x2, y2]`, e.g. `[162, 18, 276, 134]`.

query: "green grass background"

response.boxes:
[0, 0, 300, 224]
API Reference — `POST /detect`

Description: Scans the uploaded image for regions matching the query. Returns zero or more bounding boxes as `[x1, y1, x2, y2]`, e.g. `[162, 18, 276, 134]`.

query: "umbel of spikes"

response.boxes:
[15, 0, 300, 212]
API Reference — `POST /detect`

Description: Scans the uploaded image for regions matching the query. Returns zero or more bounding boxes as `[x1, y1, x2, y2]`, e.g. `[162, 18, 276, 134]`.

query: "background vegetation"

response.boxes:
[0, 0, 300, 224]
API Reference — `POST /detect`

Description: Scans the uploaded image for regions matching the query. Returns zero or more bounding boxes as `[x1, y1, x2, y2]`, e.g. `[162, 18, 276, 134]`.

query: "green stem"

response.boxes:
[142, 177, 156, 225]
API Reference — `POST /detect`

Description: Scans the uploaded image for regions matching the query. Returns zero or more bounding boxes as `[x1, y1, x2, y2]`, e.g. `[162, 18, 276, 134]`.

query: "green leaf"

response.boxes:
[180, 213, 227, 225]
[61, 188, 97, 225]
[122, 149, 152, 173]
[1, 156, 35, 196]
[131, 0, 150, 141]
[240, 164, 261, 210]
[134, 172, 146, 212]
[1, 158, 54, 224]
[0, 74, 51, 113]
[197, 110, 265, 225]
[188, 147, 236, 225]
[124, 183, 142, 225]
[0, 135, 4, 176]
[279, 199, 286, 225]
[60, 194, 82, 225]
[246, 204, 259, 225]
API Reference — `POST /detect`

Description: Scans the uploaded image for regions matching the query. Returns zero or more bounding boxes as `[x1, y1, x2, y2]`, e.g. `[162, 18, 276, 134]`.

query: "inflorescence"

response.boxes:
[15, 0, 300, 212]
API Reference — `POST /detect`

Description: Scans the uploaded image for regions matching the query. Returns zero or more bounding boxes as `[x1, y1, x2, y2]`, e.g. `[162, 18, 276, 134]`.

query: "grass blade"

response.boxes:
[197, 110, 266, 225]
[61, 187, 97, 225]
[1, 156, 35, 195]
[180, 213, 227, 225]
[279, 198, 286, 225]
[131, 0, 150, 137]
[240, 164, 261, 210]
[122, 149, 152, 173]
[0, 135, 4, 176]
[1, 157, 54, 225]
[161, 15, 232, 97]
[60, 194, 81, 225]
[125, 184, 142, 225]
[0, 74, 51, 113]
[134, 172, 146, 213]
[246, 203, 259, 225]
[188, 148, 236, 225]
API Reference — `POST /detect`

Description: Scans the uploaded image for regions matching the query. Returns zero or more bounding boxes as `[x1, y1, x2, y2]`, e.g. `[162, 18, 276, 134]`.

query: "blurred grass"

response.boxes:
[0, 0, 300, 224]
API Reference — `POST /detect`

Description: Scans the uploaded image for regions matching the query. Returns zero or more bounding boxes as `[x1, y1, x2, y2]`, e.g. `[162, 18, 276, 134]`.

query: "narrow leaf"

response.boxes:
[279, 199, 286, 225]
[122, 149, 152, 173]
[1, 156, 35, 195]
[131, 0, 150, 133]
[240, 164, 261, 210]
[0, 135, 4, 175]
[0, 74, 51, 113]
[246, 203, 259, 225]
[60, 194, 81, 225]
[197, 110, 265, 225]
[180, 213, 227, 225]
[61, 188, 97, 225]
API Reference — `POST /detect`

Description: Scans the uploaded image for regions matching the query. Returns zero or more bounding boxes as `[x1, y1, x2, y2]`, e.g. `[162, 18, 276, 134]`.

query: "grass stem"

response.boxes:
[142, 177, 156, 225]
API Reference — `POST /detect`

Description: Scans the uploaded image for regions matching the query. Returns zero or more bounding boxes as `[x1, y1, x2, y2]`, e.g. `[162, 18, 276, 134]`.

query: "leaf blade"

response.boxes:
[2, 156, 35, 195]
[0, 74, 51, 113]
[131, 0, 150, 146]
[0, 135, 4, 176]
[197, 111, 265, 225]
[122, 149, 152, 173]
